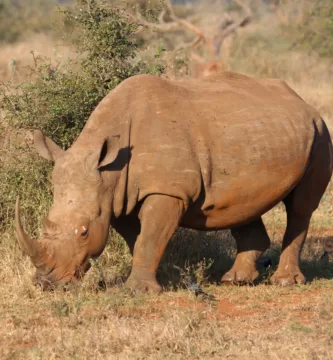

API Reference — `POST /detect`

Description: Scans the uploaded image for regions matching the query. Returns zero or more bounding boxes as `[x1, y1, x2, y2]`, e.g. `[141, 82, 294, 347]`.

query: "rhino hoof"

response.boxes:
[221, 268, 259, 285]
[125, 276, 162, 294]
[270, 271, 306, 286]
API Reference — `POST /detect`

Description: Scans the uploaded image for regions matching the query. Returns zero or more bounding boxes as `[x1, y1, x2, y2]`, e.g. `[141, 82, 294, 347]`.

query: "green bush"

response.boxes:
[2, 0, 164, 146]
[0, 143, 52, 236]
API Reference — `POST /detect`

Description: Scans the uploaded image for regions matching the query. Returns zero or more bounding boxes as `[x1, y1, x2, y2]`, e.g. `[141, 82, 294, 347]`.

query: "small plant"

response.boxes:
[52, 299, 73, 318]
[289, 321, 313, 334]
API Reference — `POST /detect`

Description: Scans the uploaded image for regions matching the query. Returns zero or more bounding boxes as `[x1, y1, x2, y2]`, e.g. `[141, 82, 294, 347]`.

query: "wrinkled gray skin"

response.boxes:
[15, 72, 333, 292]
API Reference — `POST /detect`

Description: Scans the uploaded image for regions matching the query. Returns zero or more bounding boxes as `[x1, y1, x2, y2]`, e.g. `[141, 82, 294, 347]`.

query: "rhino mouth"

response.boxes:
[34, 259, 91, 291]
[34, 269, 74, 291]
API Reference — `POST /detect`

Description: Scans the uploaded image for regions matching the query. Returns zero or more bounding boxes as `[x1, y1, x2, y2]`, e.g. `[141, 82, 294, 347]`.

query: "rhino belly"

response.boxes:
[181, 154, 308, 230]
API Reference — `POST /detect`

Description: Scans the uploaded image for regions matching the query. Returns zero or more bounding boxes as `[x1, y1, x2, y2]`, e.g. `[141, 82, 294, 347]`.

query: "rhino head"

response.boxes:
[15, 130, 121, 290]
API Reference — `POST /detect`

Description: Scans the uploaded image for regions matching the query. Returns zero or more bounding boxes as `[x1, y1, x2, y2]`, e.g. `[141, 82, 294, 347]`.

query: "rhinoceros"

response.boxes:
[15, 72, 333, 291]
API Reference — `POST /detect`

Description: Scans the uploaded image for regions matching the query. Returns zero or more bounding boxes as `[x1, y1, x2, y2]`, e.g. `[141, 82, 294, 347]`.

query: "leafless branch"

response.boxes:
[131, 0, 252, 78]
[213, 0, 252, 58]
[132, 1, 204, 40]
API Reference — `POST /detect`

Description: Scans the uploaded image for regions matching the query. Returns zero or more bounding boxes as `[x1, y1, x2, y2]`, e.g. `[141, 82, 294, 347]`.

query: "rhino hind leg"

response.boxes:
[271, 119, 332, 286]
[270, 187, 316, 286]
[269, 210, 309, 286]
[222, 218, 270, 285]
[125, 194, 184, 293]
[271, 182, 330, 286]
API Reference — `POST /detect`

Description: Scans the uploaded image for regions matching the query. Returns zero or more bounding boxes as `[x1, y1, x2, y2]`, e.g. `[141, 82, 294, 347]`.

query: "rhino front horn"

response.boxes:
[15, 196, 45, 268]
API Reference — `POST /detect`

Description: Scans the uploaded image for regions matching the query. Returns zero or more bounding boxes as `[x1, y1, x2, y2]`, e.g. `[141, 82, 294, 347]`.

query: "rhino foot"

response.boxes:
[125, 274, 162, 294]
[270, 270, 306, 286]
[221, 268, 259, 285]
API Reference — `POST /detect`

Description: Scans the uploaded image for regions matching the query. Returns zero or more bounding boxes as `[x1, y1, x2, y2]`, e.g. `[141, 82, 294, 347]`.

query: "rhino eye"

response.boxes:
[81, 226, 88, 237]
[74, 225, 89, 237]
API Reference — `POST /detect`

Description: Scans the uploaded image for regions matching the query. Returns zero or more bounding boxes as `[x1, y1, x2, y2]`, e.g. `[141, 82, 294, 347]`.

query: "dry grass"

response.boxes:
[1, 3, 333, 359]
[1, 226, 333, 359]
[0, 34, 74, 84]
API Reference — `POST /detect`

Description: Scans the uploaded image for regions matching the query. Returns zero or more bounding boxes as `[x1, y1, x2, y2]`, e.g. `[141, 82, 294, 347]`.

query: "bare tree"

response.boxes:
[132, 0, 252, 78]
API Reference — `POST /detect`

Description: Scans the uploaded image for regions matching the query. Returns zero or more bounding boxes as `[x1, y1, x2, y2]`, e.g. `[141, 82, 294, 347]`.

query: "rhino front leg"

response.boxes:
[222, 218, 270, 285]
[126, 194, 184, 293]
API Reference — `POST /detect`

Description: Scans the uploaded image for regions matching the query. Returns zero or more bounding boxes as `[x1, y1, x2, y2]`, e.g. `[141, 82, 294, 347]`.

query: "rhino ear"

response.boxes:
[33, 130, 64, 161]
[98, 135, 120, 169]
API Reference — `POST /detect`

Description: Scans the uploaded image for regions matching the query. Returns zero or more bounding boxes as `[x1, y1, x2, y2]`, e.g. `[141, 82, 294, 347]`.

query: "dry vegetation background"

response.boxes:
[1, 0, 333, 359]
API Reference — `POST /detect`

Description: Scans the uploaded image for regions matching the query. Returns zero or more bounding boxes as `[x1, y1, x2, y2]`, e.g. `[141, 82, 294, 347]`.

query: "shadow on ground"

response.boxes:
[156, 230, 333, 289]
[100, 230, 333, 291]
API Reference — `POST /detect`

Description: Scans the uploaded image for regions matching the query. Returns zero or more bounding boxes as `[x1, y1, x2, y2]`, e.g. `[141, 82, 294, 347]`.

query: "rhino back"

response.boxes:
[122, 75, 316, 212]
[82, 74, 318, 223]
